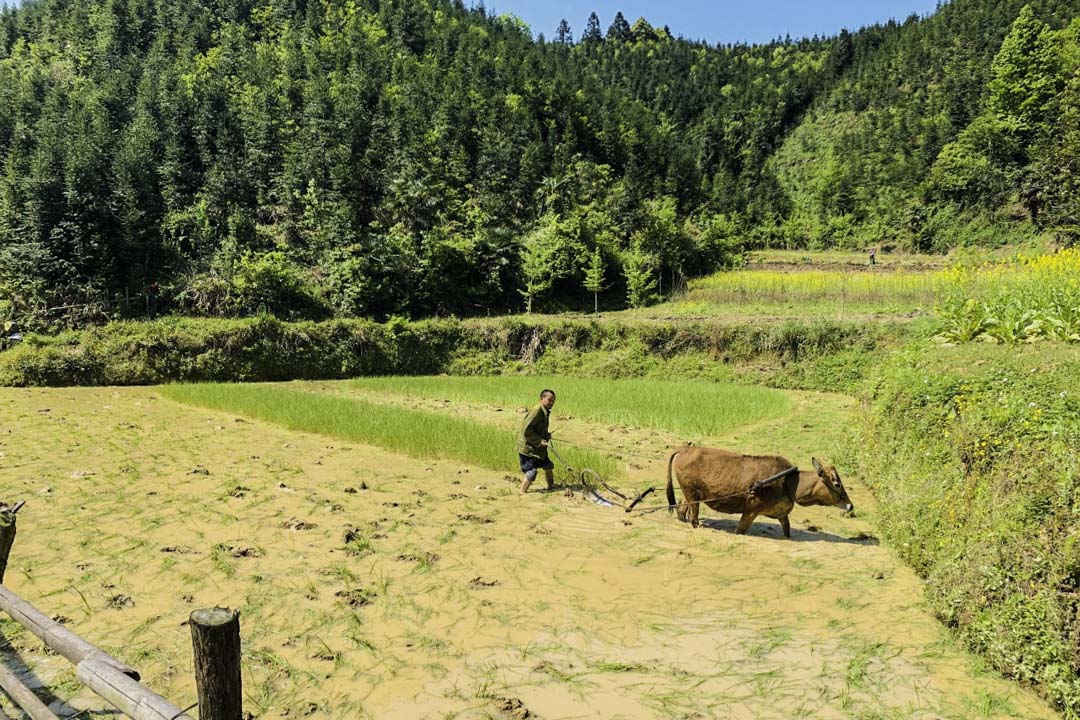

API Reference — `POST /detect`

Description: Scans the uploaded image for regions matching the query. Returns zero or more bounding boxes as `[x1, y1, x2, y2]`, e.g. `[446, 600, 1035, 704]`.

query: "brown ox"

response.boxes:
[665, 446, 853, 537]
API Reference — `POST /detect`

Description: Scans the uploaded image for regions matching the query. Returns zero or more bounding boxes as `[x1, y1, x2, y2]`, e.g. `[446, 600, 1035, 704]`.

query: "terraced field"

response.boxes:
[0, 380, 1060, 719]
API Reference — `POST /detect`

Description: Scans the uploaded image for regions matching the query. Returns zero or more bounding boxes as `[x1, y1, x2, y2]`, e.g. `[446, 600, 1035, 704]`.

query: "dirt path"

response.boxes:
[0, 385, 1060, 720]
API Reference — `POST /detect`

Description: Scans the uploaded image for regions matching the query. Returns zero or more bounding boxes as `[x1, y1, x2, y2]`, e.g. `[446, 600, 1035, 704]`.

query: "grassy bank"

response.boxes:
[0, 315, 915, 390]
[347, 376, 788, 438]
[846, 341, 1080, 716]
[159, 383, 620, 480]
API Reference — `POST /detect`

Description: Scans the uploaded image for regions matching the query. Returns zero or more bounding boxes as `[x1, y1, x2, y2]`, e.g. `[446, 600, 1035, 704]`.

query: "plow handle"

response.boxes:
[625, 487, 656, 512]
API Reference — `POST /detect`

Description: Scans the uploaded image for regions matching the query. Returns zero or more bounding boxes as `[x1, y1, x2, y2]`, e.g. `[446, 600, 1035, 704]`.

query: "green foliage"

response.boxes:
[520, 216, 580, 313]
[4, 0, 1080, 325]
[232, 252, 324, 319]
[0, 0, 949, 325]
[773, 0, 1078, 251]
[583, 247, 604, 315]
[935, 250, 1080, 344]
[847, 343, 1080, 715]
[623, 248, 658, 309]
[988, 5, 1063, 132]
[0, 314, 905, 388]
[926, 120, 1017, 208]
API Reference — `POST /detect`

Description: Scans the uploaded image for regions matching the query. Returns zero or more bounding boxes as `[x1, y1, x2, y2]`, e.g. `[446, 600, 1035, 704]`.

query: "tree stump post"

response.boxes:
[189, 608, 242, 720]
[0, 501, 24, 584]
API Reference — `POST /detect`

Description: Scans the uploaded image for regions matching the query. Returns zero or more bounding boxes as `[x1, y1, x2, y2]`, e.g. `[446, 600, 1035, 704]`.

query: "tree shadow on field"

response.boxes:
[696, 517, 879, 545]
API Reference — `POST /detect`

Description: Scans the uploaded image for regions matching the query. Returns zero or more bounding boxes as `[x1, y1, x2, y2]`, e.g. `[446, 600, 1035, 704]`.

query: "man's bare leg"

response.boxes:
[520, 469, 537, 494]
[544, 468, 554, 490]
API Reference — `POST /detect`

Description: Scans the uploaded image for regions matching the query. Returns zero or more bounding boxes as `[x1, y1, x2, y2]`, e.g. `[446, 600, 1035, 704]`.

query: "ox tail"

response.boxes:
[666, 451, 679, 514]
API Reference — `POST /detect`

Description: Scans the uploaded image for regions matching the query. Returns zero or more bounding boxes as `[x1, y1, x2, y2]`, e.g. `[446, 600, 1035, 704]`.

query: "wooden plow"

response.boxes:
[546, 441, 656, 512]
[0, 501, 242, 720]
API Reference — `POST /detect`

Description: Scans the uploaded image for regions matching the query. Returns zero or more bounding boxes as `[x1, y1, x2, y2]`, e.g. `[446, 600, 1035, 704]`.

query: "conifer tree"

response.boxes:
[555, 18, 572, 45]
[607, 11, 630, 42]
[582, 12, 602, 44]
[584, 246, 604, 314]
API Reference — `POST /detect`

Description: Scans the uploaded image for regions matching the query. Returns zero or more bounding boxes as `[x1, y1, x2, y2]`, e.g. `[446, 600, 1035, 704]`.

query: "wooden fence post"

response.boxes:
[190, 608, 242, 720]
[0, 501, 24, 584]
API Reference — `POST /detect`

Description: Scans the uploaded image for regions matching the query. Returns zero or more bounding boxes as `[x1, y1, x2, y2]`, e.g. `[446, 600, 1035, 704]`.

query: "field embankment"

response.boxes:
[0, 314, 916, 391]
[847, 341, 1080, 716]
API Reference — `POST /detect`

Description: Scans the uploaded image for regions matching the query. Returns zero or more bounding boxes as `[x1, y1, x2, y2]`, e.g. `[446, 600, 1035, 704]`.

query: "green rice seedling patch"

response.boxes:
[159, 383, 619, 479]
[346, 375, 789, 438]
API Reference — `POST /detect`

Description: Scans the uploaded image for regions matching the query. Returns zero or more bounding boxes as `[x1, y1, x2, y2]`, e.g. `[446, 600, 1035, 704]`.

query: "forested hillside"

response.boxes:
[774, 0, 1080, 249]
[0, 0, 1077, 326]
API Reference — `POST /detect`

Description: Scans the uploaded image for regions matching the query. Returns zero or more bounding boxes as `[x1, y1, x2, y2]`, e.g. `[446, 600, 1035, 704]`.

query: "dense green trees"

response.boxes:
[0, 0, 1078, 327]
[774, 0, 1080, 251]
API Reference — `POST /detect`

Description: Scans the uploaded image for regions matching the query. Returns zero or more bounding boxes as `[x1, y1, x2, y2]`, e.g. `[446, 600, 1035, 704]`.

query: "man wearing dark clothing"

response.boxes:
[518, 389, 556, 493]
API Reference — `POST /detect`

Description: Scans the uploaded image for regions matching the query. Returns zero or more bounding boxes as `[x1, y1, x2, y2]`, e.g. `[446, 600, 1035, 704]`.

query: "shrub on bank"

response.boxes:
[0, 315, 909, 388]
[849, 342, 1080, 716]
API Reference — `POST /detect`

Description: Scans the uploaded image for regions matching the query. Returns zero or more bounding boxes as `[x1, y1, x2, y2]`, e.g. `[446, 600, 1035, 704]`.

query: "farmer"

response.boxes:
[518, 389, 556, 494]
[868, 247, 877, 266]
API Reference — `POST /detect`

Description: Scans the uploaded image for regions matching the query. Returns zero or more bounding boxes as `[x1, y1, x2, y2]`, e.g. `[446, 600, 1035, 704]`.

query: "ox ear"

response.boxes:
[812, 457, 824, 474]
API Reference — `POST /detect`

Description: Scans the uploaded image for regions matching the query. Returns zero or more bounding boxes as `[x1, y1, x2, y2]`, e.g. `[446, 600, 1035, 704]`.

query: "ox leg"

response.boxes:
[735, 512, 757, 535]
[779, 515, 791, 539]
[676, 490, 690, 523]
[688, 498, 702, 528]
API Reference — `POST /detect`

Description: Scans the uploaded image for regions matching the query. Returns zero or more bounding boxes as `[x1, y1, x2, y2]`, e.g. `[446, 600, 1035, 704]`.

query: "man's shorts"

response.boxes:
[519, 454, 554, 473]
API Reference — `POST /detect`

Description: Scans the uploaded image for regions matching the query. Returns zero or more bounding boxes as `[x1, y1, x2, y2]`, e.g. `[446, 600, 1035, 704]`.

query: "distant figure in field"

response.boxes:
[868, 247, 877, 266]
[518, 389, 556, 493]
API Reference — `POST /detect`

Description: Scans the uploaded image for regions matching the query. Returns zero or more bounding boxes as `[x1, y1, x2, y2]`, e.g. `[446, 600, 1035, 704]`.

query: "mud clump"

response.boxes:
[335, 588, 375, 608]
[458, 513, 493, 524]
[280, 517, 317, 531]
[469, 577, 499, 589]
[214, 543, 262, 558]
[494, 696, 533, 719]
[160, 545, 198, 554]
[342, 526, 374, 557]
[106, 594, 134, 610]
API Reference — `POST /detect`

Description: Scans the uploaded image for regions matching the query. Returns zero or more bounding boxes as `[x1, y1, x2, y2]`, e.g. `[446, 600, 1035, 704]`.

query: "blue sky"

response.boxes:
[484, 1, 944, 45]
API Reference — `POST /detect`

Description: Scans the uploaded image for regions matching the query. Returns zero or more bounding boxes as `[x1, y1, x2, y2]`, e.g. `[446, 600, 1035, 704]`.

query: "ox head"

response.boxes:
[809, 457, 854, 513]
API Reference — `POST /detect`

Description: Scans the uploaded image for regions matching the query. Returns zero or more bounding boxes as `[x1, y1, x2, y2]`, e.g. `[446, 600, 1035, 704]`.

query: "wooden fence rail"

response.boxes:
[0, 501, 242, 720]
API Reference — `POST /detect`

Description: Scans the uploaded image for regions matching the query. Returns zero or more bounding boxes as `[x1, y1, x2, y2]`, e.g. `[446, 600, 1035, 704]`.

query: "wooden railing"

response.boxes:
[0, 501, 241, 720]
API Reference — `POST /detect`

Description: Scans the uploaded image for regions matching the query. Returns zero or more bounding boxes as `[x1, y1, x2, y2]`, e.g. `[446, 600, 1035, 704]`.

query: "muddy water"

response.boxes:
[0, 386, 1060, 720]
